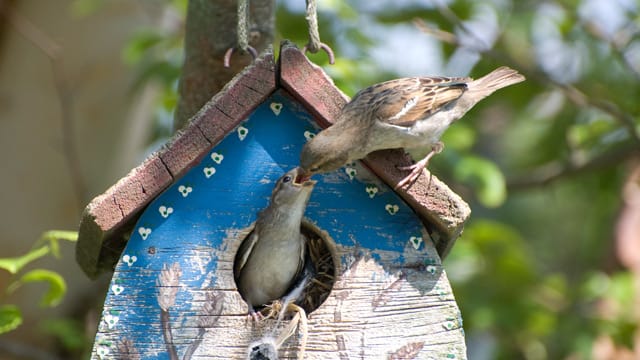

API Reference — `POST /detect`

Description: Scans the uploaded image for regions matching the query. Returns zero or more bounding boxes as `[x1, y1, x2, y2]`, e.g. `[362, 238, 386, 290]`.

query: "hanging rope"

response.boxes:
[224, 0, 258, 68]
[302, 0, 335, 64]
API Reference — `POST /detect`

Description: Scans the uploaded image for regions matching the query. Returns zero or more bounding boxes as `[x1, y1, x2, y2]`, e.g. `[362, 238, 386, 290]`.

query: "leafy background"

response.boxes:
[0, 0, 639, 359]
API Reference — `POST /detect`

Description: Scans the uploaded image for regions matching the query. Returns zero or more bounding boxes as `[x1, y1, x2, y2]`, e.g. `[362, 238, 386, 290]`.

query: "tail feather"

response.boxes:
[468, 66, 525, 98]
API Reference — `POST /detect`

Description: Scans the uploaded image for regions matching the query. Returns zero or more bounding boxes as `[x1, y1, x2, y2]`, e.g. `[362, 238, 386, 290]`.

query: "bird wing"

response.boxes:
[233, 229, 260, 281]
[349, 76, 470, 127]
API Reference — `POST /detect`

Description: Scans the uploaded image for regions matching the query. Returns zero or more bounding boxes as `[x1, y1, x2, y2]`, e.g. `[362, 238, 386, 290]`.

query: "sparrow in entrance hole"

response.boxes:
[299, 66, 525, 188]
[234, 167, 316, 321]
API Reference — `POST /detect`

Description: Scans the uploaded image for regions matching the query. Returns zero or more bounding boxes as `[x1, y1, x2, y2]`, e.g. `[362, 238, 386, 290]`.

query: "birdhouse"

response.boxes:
[77, 41, 471, 359]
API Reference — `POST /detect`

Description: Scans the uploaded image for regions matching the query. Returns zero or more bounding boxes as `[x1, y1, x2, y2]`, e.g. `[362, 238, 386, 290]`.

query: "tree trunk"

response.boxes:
[174, 0, 275, 130]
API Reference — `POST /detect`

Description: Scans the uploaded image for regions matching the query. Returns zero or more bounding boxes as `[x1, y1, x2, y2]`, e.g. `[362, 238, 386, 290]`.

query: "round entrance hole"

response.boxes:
[296, 219, 337, 314]
[233, 219, 337, 316]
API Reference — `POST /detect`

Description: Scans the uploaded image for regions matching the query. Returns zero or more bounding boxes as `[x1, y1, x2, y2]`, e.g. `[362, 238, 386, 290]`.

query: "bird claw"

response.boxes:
[395, 143, 443, 189]
[395, 163, 426, 189]
[246, 309, 265, 325]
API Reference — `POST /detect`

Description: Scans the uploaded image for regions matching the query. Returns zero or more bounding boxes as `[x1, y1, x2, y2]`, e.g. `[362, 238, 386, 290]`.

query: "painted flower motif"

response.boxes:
[210, 152, 224, 164]
[138, 227, 151, 240]
[385, 204, 399, 215]
[270, 102, 283, 115]
[203, 167, 216, 178]
[237, 126, 249, 140]
[365, 185, 379, 198]
[178, 185, 193, 197]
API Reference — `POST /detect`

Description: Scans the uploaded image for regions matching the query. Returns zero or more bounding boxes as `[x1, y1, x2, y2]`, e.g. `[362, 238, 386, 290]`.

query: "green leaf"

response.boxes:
[0, 246, 50, 274]
[0, 305, 22, 334]
[454, 155, 507, 207]
[39, 230, 78, 259]
[122, 31, 165, 65]
[441, 122, 476, 151]
[12, 269, 67, 307]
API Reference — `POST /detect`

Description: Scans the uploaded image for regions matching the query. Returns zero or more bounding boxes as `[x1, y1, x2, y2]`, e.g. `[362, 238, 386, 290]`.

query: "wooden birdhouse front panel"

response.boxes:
[80, 45, 470, 359]
[91, 89, 465, 359]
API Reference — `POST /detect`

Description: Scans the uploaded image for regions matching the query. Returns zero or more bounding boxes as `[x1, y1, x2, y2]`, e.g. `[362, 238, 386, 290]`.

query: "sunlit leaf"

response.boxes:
[11, 269, 66, 307]
[454, 155, 507, 207]
[442, 122, 476, 151]
[39, 230, 78, 259]
[0, 305, 22, 334]
[0, 246, 50, 274]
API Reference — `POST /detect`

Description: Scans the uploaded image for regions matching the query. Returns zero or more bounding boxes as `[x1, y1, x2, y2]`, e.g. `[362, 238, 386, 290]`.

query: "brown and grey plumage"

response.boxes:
[234, 167, 316, 320]
[300, 66, 525, 187]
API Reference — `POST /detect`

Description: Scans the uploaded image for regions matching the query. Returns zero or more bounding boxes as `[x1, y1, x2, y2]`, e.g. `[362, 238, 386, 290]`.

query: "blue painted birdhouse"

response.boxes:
[77, 42, 470, 359]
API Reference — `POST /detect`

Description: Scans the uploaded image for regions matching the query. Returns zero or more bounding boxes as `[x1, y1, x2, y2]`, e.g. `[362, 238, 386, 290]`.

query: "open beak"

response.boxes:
[293, 168, 316, 186]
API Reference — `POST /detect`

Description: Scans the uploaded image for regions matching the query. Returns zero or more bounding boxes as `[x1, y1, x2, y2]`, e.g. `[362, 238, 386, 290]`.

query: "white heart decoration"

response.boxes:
[159, 206, 174, 218]
[385, 204, 399, 215]
[103, 314, 119, 329]
[365, 185, 379, 198]
[237, 126, 249, 140]
[111, 284, 124, 295]
[409, 236, 423, 249]
[96, 345, 110, 358]
[270, 102, 283, 115]
[138, 227, 151, 240]
[345, 167, 357, 180]
[303, 130, 315, 141]
[123, 254, 137, 266]
[210, 152, 224, 164]
[178, 185, 193, 197]
[203, 167, 216, 178]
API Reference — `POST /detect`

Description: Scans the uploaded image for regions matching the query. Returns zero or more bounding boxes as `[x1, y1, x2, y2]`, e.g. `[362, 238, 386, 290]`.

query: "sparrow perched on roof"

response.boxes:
[234, 167, 316, 320]
[300, 66, 525, 188]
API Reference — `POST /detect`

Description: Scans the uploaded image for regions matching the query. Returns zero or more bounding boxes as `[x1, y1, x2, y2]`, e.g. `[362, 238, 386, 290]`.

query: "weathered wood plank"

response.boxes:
[279, 40, 348, 128]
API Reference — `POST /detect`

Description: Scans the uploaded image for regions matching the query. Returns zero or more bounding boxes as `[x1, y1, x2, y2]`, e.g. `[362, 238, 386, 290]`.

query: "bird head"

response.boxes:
[300, 128, 351, 176]
[270, 167, 317, 209]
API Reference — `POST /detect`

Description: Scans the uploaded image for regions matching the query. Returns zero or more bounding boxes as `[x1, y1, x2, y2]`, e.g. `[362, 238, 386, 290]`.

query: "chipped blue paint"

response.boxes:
[93, 90, 428, 359]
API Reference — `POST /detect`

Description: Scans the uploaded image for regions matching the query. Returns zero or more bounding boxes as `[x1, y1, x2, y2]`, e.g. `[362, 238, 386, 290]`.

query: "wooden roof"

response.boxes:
[76, 41, 470, 278]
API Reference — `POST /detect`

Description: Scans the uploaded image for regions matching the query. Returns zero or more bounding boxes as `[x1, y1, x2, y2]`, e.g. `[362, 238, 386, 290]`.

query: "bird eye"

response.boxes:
[282, 175, 292, 183]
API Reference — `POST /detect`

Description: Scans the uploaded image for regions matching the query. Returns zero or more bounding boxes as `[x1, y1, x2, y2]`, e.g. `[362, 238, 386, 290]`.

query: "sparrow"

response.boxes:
[234, 167, 316, 320]
[300, 66, 525, 188]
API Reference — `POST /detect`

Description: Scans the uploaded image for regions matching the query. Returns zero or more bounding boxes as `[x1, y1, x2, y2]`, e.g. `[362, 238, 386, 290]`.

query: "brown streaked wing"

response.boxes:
[368, 76, 470, 127]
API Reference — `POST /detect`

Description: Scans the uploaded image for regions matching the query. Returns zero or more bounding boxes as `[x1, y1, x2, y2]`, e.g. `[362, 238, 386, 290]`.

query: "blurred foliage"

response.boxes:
[67, 0, 640, 359]
[0, 231, 77, 334]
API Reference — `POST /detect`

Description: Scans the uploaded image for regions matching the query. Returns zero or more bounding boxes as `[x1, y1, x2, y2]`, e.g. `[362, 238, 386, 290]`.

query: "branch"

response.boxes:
[507, 143, 640, 190]
[3, 6, 87, 210]
[174, 0, 275, 131]
[414, 5, 640, 145]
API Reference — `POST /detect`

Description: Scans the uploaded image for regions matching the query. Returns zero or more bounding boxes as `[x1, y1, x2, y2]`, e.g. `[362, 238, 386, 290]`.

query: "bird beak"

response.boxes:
[294, 169, 316, 187]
